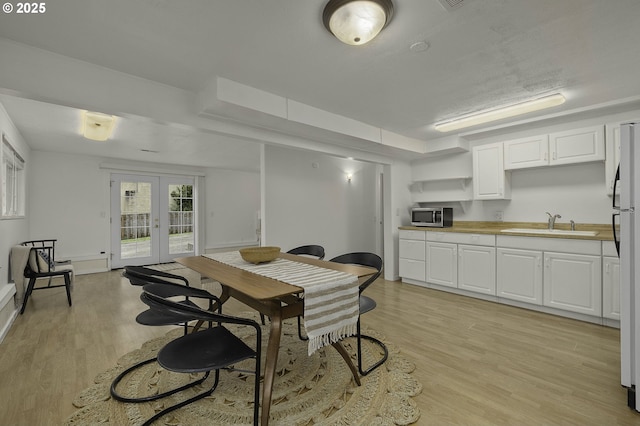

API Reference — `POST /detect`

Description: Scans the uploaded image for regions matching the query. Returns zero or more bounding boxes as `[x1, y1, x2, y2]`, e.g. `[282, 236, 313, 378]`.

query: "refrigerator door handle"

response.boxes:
[613, 165, 620, 209]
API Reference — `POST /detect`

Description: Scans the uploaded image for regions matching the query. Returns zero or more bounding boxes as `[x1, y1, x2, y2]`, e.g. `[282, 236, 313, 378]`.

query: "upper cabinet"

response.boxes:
[472, 142, 511, 200]
[504, 135, 550, 169]
[504, 125, 605, 170]
[548, 125, 605, 165]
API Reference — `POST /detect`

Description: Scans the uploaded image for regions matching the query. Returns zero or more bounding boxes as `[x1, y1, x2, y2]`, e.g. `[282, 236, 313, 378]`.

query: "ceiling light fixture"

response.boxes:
[323, 0, 394, 46]
[82, 111, 116, 141]
[434, 93, 566, 133]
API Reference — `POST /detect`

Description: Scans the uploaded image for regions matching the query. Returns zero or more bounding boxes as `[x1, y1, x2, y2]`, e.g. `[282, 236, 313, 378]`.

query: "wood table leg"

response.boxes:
[193, 286, 231, 332]
[332, 341, 362, 386]
[261, 309, 283, 426]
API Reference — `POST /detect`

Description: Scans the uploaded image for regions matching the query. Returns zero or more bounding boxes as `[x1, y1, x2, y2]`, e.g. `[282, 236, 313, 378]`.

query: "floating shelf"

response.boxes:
[411, 176, 472, 192]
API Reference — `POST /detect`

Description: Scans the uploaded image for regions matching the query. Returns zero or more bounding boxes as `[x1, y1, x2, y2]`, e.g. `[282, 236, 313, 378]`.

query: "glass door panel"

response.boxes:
[111, 174, 159, 268]
[160, 178, 195, 262]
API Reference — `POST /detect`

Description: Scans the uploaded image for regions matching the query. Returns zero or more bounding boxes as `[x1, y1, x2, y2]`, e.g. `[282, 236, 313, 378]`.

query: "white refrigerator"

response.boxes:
[616, 122, 640, 410]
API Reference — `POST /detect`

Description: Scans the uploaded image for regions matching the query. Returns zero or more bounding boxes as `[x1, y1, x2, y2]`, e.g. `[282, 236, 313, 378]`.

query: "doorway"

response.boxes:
[110, 174, 195, 268]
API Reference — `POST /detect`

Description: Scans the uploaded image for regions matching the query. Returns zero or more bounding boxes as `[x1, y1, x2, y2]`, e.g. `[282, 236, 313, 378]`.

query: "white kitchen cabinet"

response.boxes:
[496, 248, 543, 304]
[543, 251, 602, 316]
[472, 142, 511, 200]
[426, 241, 457, 288]
[458, 244, 496, 295]
[503, 135, 549, 170]
[548, 125, 605, 166]
[399, 230, 426, 282]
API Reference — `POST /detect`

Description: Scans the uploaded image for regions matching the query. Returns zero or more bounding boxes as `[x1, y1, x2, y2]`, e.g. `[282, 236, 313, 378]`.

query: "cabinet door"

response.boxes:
[472, 143, 510, 200]
[458, 244, 496, 295]
[503, 135, 549, 170]
[548, 125, 605, 166]
[426, 242, 457, 288]
[497, 248, 543, 305]
[603, 256, 620, 320]
[543, 252, 602, 316]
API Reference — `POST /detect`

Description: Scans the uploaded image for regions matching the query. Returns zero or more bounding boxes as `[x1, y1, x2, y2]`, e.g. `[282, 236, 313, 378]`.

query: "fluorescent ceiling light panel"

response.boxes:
[82, 111, 116, 141]
[434, 93, 566, 133]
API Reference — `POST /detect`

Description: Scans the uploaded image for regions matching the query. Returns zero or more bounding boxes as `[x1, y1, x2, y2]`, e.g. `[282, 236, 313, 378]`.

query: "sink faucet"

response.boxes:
[546, 212, 561, 230]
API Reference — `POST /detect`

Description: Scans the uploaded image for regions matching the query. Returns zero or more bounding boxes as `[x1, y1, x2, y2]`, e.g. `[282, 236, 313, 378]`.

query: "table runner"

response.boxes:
[204, 252, 359, 355]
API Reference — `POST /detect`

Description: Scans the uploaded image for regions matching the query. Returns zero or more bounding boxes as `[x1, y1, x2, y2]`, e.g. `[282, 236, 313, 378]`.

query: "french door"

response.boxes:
[110, 174, 196, 268]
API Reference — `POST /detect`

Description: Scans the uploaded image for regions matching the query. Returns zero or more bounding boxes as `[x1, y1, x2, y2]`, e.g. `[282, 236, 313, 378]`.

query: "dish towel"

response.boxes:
[205, 252, 359, 355]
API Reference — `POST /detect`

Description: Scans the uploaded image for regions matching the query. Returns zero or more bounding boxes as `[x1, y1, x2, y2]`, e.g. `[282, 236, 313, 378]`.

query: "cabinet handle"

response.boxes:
[545, 257, 549, 267]
[552, 151, 557, 160]
[605, 263, 610, 274]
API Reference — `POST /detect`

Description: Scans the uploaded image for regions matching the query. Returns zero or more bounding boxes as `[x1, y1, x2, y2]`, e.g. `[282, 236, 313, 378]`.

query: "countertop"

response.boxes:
[399, 221, 614, 241]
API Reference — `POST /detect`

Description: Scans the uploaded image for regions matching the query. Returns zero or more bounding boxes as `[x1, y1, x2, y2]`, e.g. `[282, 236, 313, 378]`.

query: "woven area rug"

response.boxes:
[64, 314, 421, 425]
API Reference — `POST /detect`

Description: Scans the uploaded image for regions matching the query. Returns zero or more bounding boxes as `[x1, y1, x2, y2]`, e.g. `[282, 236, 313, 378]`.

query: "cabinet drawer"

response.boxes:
[496, 235, 601, 255]
[427, 231, 495, 246]
[399, 230, 426, 241]
[399, 239, 426, 261]
[399, 258, 426, 281]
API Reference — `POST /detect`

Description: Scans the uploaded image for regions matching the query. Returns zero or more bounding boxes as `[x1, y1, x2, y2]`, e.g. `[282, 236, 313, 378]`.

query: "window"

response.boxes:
[2, 134, 25, 217]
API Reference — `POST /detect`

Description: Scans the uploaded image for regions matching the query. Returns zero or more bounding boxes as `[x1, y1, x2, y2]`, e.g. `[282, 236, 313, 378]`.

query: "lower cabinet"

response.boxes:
[399, 230, 426, 282]
[426, 242, 457, 288]
[399, 231, 609, 324]
[543, 251, 602, 316]
[497, 248, 543, 304]
[458, 244, 496, 295]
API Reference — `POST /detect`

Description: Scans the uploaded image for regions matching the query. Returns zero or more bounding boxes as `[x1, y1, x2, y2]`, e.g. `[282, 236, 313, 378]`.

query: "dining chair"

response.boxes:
[18, 239, 74, 314]
[287, 244, 325, 260]
[276, 244, 326, 339]
[329, 252, 387, 376]
[110, 268, 222, 404]
[139, 283, 262, 426]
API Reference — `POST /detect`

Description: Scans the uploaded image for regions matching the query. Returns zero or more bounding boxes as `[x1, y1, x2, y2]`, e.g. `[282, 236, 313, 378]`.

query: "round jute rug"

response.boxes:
[65, 315, 421, 425]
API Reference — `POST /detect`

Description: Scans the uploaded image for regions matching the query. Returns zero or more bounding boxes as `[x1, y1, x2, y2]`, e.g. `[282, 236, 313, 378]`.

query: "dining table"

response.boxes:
[175, 251, 378, 426]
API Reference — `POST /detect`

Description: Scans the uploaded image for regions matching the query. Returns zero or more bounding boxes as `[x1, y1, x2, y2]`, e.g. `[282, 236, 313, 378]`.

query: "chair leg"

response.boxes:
[64, 273, 72, 307]
[20, 278, 37, 315]
[357, 319, 388, 376]
[142, 369, 220, 426]
[297, 316, 309, 341]
[110, 358, 210, 403]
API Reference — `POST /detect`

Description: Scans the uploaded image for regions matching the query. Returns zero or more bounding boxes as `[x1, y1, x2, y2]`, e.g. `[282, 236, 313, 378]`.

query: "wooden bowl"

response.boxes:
[239, 246, 281, 264]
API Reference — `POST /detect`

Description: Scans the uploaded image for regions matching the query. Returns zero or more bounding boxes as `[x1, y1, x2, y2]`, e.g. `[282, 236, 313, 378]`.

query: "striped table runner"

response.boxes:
[204, 252, 359, 355]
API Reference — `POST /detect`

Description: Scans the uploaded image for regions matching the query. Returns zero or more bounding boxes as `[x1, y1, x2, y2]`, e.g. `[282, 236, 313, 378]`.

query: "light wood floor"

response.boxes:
[1, 269, 639, 425]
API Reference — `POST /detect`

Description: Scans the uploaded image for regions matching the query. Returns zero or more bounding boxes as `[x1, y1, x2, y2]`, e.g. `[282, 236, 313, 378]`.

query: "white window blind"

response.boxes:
[2, 135, 25, 217]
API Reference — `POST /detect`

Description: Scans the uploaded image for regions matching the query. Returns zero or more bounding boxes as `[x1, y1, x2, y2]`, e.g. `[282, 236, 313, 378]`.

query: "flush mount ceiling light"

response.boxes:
[82, 111, 116, 141]
[434, 93, 566, 133]
[323, 0, 394, 46]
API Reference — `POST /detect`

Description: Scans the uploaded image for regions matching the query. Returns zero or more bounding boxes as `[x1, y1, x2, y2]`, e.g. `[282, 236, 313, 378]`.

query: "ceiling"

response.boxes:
[1, 0, 640, 170]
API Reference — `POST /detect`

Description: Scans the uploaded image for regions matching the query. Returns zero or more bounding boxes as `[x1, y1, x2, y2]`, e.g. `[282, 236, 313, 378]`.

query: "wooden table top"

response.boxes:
[175, 252, 377, 301]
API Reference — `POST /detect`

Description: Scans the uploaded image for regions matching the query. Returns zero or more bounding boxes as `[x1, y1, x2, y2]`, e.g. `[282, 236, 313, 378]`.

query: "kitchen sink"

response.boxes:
[500, 228, 599, 237]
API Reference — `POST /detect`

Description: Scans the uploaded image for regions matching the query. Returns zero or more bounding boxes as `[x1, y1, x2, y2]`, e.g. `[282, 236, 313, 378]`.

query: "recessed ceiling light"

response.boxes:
[409, 41, 429, 52]
[434, 93, 566, 132]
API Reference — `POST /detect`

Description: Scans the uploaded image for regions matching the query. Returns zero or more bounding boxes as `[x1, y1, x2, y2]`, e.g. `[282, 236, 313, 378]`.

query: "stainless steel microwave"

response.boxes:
[411, 207, 453, 227]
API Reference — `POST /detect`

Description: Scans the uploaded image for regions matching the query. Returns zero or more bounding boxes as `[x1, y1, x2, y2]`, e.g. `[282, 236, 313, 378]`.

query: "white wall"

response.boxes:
[28, 151, 261, 266]
[204, 168, 260, 249]
[410, 110, 640, 225]
[263, 145, 379, 260]
[0, 102, 30, 340]
[0, 102, 30, 284]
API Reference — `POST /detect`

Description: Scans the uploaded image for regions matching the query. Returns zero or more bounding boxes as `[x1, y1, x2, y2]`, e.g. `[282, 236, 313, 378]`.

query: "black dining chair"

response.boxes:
[287, 244, 325, 260]
[282, 245, 326, 339]
[139, 283, 262, 426]
[110, 267, 222, 404]
[329, 252, 387, 376]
